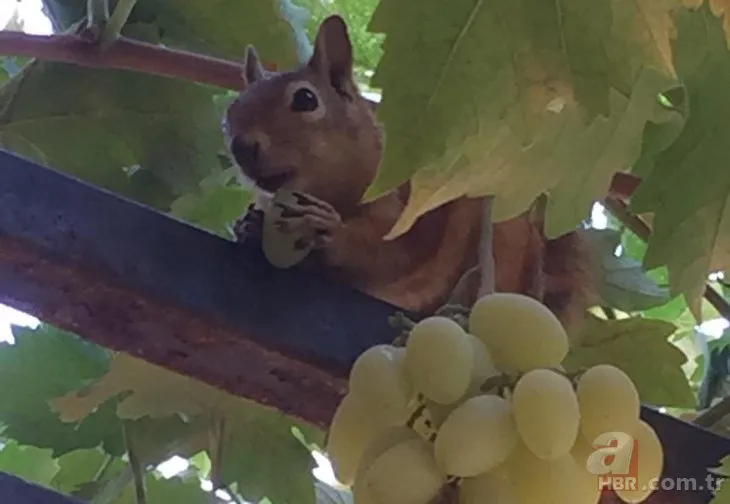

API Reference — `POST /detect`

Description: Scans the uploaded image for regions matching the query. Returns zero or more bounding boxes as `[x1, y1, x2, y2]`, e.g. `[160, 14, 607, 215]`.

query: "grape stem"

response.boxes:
[428, 479, 461, 504]
[405, 400, 428, 430]
[477, 196, 496, 298]
[480, 373, 515, 395]
[388, 312, 415, 346]
[425, 197, 497, 331]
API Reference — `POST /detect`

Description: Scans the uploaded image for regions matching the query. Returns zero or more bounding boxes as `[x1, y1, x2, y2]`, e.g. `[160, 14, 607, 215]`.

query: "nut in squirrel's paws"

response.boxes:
[262, 190, 342, 268]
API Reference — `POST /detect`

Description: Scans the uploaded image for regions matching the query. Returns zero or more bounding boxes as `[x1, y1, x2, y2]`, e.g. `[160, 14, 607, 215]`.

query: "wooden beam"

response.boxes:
[638, 407, 730, 504]
[0, 149, 728, 504]
[0, 472, 85, 504]
[0, 149, 403, 429]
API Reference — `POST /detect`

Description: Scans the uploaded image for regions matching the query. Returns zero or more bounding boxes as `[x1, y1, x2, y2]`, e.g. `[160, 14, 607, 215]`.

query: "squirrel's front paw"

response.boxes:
[233, 204, 264, 244]
[272, 191, 342, 249]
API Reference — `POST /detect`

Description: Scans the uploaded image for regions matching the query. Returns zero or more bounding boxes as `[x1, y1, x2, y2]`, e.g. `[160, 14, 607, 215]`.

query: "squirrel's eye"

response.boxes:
[291, 88, 319, 112]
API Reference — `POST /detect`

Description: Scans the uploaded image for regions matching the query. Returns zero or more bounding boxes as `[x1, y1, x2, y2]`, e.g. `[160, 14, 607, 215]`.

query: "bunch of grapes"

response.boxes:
[325, 293, 665, 504]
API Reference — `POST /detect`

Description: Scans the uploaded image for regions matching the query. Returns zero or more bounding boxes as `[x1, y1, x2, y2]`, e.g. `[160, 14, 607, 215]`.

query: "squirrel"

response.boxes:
[221, 14, 602, 330]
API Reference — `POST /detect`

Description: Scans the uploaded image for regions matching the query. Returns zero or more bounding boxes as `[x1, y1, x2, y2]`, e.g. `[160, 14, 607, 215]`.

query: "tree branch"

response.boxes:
[0, 32, 249, 90]
[694, 395, 730, 429]
[603, 197, 730, 321]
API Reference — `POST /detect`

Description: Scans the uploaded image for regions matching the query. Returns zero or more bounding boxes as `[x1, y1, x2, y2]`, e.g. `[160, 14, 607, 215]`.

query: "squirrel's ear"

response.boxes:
[308, 15, 357, 98]
[242, 45, 265, 86]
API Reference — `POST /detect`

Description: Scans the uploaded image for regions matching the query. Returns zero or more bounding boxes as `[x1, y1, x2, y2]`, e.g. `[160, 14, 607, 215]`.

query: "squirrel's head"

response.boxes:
[223, 15, 382, 212]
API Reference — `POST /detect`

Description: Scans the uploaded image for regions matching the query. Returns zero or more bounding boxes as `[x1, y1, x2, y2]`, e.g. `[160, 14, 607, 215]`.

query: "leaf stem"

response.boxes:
[208, 417, 226, 495]
[694, 395, 730, 429]
[87, 0, 110, 28]
[604, 197, 730, 321]
[101, 0, 138, 49]
[92, 453, 116, 482]
[122, 421, 147, 504]
[477, 196, 496, 298]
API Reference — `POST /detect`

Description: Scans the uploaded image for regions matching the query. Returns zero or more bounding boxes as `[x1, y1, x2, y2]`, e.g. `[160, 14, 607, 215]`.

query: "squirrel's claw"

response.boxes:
[272, 192, 342, 248]
[274, 198, 341, 226]
[233, 204, 264, 244]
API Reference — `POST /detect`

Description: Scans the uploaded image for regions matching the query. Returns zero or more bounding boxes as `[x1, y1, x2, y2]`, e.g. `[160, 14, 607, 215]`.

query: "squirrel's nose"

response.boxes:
[229, 137, 260, 169]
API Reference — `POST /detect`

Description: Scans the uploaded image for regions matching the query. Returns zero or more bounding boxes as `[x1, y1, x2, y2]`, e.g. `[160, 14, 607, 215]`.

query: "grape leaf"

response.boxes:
[189, 451, 211, 479]
[51, 353, 318, 504]
[170, 170, 253, 238]
[563, 314, 695, 408]
[688, 0, 730, 44]
[542, 68, 677, 237]
[0, 61, 220, 203]
[52, 416, 208, 502]
[363, 0, 679, 202]
[619, 227, 692, 320]
[132, 0, 310, 66]
[385, 67, 674, 240]
[621, 228, 726, 322]
[218, 408, 316, 504]
[0, 441, 60, 487]
[587, 228, 670, 311]
[630, 3, 730, 318]
[113, 473, 209, 504]
[0, 325, 124, 457]
[68, 457, 129, 502]
[629, 85, 689, 179]
[50, 448, 108, 495]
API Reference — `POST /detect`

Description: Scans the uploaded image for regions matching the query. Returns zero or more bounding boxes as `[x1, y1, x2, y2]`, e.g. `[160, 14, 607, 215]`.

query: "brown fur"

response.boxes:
[222, 16, 596, 327]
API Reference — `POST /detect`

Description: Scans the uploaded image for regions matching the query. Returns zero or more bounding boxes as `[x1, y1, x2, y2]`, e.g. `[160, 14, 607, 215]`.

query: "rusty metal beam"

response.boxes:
[0, 149, 728, 504]
[0, 148, 403, 429]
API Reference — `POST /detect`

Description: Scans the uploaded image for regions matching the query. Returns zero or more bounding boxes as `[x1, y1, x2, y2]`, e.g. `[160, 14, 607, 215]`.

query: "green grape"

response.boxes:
[468, 293, 568, 372]
[614, 420, 664, 504]
[349, 344, 414, 424]
[433, 394, 518, 477]
[465, 333, 499, 393]
[356, 426, 419, 478]
[326, 393, 387, 485]
[512, 369, 579, 460]
[358, 436, 446, 504]
[503, 442, 596, 504]
[351, 480, 377, 504]
[459, 470, 517, 504]
[404, 316, 473, 405]
[576, 364, 641, 444]
[571, 437, 603, 504]
[262, 189, 315, 268]
[353, 426, 420, 504]
[425, 335, 498, 429]
[571, 433, 594, 469]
